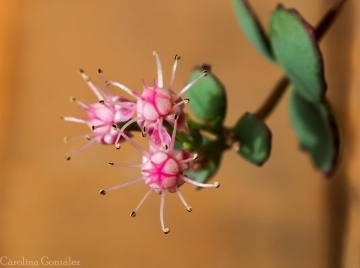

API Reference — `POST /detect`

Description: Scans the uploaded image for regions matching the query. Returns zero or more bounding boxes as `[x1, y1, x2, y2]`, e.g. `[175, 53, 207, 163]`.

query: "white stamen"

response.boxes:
[79, 69, 106, 100]
[115, 116, 142, 145]
[170, 99, 189, 112]
[175, 71, 207, 100]
[169, 117, 178, 153]
[65, 138, 97, 160]
[110, 162, 143, 168]
[97, 68, 112, 97]
[92, 122, 111, 130]
[108, 81, 140, 100]
[61, 116, 86, 124]
[70, 97, 89, 108]
[103, 100, 136, 111]
[64, 133, 93, 142]
[160, 190, 170, 234]
[175, 186, 192, 212]
[153, 51, 163, 88]
[178, 156, 196, 165]
[105, 176, 146, 192]
[132, 188, 153, 217]
[121, 132, 152, 158]
[180, 175, 219, 188]
[169, 54, 181, 90]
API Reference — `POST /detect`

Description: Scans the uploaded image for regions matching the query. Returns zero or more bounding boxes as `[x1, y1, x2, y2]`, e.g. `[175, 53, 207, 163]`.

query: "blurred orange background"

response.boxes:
[0, 1, 359, 267]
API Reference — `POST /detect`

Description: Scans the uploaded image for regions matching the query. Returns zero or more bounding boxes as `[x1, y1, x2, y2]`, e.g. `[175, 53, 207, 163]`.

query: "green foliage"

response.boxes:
[269, 5, 326, 102]
[233, 113, 272, 165]
[186, 66, 227, 131]
[289, 90, 339, 176]
[232, 0, 274, 61]
[231, 0, 343, 176]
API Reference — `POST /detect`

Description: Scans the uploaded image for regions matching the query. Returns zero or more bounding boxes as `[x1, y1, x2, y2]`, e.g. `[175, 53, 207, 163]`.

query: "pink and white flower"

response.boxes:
[62, 69, 136, 160]
[100, 115, 220, 234]
[107, 52, 207, 149]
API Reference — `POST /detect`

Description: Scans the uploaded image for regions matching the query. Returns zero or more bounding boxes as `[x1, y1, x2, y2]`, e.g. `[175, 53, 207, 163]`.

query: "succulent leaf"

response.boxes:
[186, 66, 227, 131]
[269, 5, 326, 102]
[233, 113, 272, 165]
[288, 89, 339, 176]
[232, 0, 274, 61]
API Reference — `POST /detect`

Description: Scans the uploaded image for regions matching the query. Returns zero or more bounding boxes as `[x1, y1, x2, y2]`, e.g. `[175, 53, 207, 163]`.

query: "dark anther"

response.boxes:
[99, 189, 106, 195]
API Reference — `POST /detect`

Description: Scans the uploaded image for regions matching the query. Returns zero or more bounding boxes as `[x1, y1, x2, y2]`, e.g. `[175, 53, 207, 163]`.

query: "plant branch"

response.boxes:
[254, 76, 289, 120]
[315, 0, 346, 40]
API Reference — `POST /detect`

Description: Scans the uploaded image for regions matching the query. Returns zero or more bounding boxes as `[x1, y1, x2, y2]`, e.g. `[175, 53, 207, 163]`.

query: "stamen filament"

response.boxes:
[108, 81, 140, 100]
[70, 98, 89, 108]
[175, 186, 192, 212]
[61, 116, 86, 124]
[97, 69, 112, 97]
[160, 190, 170, 234]
[169, 54, 181, 90]
[131, 188, 153, 217]
[66, 138, 97, 160]
[178, 156, 195, 165]
[170, 99, 188, 112]
[175, 71, 207, 100]
[169, 117, 178, 153]
[92, 122, 111, 130]
[110, 163, 143, 168]
[180, 175, 219, 188]
[121, 132, 152, 158]
[115, 116, 142, 145]
[153, 51, 163, 88]
[79, 69, 106, 100]
[104, 100, 136, 111]
[105, 176, 146, 192]
[64, 133, 93, 142]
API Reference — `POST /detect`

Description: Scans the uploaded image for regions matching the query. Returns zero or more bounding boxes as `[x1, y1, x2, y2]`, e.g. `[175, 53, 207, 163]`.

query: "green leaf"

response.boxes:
[232, 0, 274, 61]
[186, 65, 226, 131]
[269, 5, 326, 102]
[289, 89, 339, 176]
[233, 113, 272, 165]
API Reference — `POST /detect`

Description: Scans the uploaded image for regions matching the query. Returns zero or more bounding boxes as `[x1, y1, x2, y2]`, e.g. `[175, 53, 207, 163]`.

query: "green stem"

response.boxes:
[185, 116, 208, 132]
[315, 0, 346, 41]
[254, 76, 289, 120]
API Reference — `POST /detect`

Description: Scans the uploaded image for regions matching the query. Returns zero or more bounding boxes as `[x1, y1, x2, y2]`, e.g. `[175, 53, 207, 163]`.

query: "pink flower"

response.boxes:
[62, 69, 136, 160]
[106, 52, 207, 149]
[100, 116, 220, 234]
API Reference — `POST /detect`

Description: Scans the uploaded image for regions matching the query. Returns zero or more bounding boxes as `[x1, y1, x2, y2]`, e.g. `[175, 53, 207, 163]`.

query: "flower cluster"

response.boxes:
[61, 69, 136, 159]
[62, 52, 220, 234]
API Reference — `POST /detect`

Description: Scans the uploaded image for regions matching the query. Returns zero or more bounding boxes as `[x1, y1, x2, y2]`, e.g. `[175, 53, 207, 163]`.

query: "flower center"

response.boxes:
[142, 152, 180, 190]
[137, 86, 173, 122]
